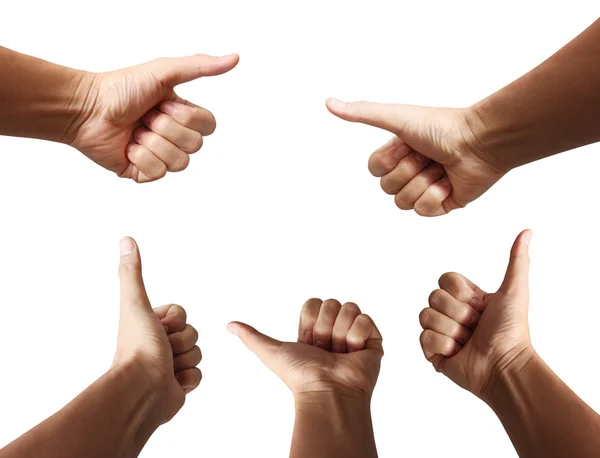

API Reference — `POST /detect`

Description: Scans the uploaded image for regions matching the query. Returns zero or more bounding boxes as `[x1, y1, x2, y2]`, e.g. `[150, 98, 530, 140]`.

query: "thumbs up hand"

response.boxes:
[113, 237, 202, 425]
[70, 54, 239, 182]
[326, 99, 504, 216]
[228, 299, 384, 398]
[418, 230, 535, 400]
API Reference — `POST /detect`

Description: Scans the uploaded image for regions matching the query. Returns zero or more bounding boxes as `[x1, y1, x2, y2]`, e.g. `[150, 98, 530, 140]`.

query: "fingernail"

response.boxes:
[227, 324, 239, 336]
[327, 98, 346, 110]
[119, 238, 135, 256]
[218, 54, 235, 60]
[161, 102, 178, 116]
[523, 231, 533, 246]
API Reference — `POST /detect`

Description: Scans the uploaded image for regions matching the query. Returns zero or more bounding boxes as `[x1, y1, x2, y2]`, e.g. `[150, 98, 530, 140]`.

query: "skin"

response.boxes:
[0, 46, 239, 182]
[228, 299, 383, 458]
[419, 230, 600, 457]
[0, 238, 201, 458]
[327, 18, 600, 216]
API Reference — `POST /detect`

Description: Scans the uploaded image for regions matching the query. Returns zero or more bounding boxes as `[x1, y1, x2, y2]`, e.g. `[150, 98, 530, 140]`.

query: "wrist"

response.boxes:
[481, 345, 539, 406]
[62, 70, 99, 146]
[106, 360, 166, 448]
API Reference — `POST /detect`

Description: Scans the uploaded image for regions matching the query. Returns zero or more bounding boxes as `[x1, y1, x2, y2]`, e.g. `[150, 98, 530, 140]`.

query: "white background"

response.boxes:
[1, 1, 600, 457]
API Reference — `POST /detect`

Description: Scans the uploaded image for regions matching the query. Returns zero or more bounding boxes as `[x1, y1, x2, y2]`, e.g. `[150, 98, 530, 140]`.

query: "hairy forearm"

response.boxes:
[291, 390, 378, 458]
[0, 362, 162, 458]
[0, 46, 92, 143]
[486, 352, 600, 458]
[468, 18, 600, 171]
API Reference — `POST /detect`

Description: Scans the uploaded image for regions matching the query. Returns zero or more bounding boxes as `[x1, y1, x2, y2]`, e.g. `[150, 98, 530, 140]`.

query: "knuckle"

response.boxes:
[428, 289, 444, 307]
[439, 272, 459, 287]
[342, 302, 360, 314]
[322, 299, 342, 312]
[356, 313, 373, 326]
[380, 176, 397, 195]
[418, 308, 432, 327]
[394, 193, 413, 210]
[171, 153, 190, 172]
[184, 132, 203, 153]
[419, 330, 431, 347]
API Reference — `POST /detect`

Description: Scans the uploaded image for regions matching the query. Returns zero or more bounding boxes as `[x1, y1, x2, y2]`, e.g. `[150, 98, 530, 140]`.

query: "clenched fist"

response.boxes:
[71, 54, 239, 182]
[418, 230, 535, 400]
[326, 99, 504, 216]
[228, 298, 384, 397]
[113, 237, 202, 424]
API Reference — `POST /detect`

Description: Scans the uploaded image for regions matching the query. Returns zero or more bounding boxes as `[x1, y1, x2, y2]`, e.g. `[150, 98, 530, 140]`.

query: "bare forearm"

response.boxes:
[468, 18, 600, 171]
[0, 46, 92, 143]
[0, 362, 161, 458]
[486, 352, 600, 458]
[291, 390, 378, 458]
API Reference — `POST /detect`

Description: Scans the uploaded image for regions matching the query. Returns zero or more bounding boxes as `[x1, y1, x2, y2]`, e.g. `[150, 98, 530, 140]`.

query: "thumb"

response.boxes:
[118, 237, 152, 311]
[149, 53, 240, 87]
[228, 322, 283, 373]
[326, 98, 418, 134]
[498, 230, 533, 296]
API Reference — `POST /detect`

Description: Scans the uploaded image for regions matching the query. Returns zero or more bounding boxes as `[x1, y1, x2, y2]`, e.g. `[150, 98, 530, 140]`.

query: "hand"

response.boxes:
[418, 230, 535, 400]
[70, 54, 239, 182]
[112, 237, 202, 424]
[228, 299, 383, 397]
[326, 98, 504, 216]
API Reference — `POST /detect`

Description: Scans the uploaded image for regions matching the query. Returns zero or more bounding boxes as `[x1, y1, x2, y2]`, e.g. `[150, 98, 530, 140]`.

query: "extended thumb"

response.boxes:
[228, 322, 282, 370]
[499, 230, 532, 296]
[326, 98, 416, 134]
[118, 237, 152, 311]
[149, 53, 240, 87]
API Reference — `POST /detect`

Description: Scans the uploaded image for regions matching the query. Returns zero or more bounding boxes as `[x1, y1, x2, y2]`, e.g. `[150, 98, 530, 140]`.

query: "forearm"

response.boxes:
[0, 46, 93, 143]
[0, 362, 162, 458]
[291, 390, 378, 458]
[486, 352, 600, 458]
[468, 18, 600, 171]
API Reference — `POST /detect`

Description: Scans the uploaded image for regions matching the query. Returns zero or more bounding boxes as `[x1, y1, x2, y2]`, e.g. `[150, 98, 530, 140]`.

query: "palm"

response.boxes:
[275, 342, 380, 395]
[73, 68, 174, 177]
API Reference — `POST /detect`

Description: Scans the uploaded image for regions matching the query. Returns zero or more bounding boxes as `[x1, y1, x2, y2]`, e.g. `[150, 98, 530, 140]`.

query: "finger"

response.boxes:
[347, 314, 383, 354]
[149, 54, 240, 87]
[175, 367, 202, 394]
[118, 237, 152, 311]
[428, 289, 481, 329]
[298, 298, 322, 344]
[160, 101, 217, 136]
[419, 329, 461, 358]
[326, 98, 412, 134]
[438, 272, 487, 312]
[394, 162, 445, 210]
[419, 308, 472, 345]
[133, 127, 190, 173]
[367, 137, 411, 177]
[169, 324, 199, 354]
[413, 177, 454, 217]
[499, 230, 533, 296]
[228, 322, 283, 374]
[154, 304, 187, 334]
[174, 346, 202, 371]
[379, 151, 430, 195]
[331, 302, 362, 353]
[142, 111, 204, 155]
[312, 299, 342, 350]
[126, 143, 167, 182]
